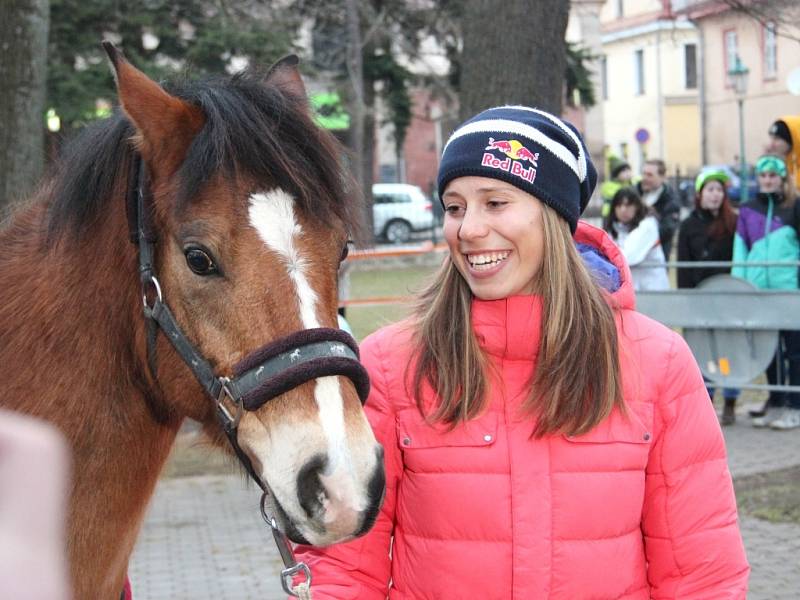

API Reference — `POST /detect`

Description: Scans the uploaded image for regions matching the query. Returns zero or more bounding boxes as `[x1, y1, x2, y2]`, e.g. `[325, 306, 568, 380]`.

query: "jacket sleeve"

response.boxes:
[292, 332, 401, 599]
[621, 217, 661, 266]
[730, 214, 750, 280]
[676, 221, 695, 289]
[642, 333, 749, 598]
[657, 188, 681, 249]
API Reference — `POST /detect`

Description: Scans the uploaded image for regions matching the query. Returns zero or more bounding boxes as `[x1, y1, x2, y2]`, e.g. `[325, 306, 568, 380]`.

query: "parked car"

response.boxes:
[698, 164, 757, 205]
[372, 183, 434, 243]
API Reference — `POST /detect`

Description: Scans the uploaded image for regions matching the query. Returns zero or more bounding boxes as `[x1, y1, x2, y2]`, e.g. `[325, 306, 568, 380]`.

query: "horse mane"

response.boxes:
[46, 69, 361, 241]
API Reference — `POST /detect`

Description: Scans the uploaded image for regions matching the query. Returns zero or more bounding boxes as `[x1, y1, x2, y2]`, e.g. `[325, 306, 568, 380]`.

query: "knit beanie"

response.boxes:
[609, 156, 631, 180]
[756, 155, 787, 178]
[769, 120, 793, 149]
[437, 105, 597, 232]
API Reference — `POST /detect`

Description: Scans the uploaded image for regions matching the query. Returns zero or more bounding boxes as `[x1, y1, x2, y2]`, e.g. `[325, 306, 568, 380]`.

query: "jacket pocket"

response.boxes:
[396, 409, 498, 449]
[563, 401, 653, 445]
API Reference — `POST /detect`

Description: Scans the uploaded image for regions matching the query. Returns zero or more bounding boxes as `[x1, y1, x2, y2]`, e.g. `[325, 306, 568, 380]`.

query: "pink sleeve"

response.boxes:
[642, 334, 750, 598]
[292, 331, 401, 599]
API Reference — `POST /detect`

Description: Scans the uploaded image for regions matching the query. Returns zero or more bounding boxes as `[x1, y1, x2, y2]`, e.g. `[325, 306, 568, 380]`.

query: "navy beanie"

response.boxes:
[437, 106, 598, 232]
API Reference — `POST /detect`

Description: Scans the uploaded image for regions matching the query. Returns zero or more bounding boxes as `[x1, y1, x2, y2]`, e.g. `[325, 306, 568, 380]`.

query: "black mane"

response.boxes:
[47, 70, 360, 239]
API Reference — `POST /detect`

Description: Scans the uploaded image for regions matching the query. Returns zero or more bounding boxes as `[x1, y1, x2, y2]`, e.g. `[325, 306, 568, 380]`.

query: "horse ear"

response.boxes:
[102, 41, 204, 171]
[265, 54, 308, 103]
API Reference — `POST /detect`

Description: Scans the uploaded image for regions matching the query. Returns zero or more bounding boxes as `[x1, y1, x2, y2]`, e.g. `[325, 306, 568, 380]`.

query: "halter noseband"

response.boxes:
[128, 156, 367, 596]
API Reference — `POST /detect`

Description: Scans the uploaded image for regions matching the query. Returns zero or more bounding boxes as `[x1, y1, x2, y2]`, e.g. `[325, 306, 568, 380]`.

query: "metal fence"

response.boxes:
[341, 250, 800, 393]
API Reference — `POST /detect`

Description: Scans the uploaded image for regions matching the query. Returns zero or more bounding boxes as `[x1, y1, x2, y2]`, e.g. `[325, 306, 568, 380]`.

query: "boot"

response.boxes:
[720, 397, 736, 426]
[749, 394, 778, 418]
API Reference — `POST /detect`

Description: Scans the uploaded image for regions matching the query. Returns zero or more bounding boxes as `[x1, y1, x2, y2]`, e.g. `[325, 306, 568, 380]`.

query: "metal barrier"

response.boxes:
[341, 250, 800, 392]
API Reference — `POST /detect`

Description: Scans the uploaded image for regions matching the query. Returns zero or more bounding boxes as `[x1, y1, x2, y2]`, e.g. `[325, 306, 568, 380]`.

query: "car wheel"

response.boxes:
[384, 219, 412, 244]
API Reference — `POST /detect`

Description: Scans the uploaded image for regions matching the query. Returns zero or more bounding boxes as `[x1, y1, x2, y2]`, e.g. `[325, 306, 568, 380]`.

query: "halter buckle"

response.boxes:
[281, 562, 312, 597]
[215, 377, 243, 429]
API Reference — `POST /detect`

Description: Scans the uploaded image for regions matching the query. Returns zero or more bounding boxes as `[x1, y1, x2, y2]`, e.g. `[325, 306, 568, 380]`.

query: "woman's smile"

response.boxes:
[464, 250, 512, 276]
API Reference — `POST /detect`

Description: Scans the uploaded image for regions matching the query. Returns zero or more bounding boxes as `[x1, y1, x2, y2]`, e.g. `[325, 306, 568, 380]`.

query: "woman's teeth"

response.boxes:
[467, 251, 510, 270]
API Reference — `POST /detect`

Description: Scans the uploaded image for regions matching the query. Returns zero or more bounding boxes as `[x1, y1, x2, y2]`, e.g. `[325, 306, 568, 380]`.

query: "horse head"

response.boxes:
[104, 44, 384, 546]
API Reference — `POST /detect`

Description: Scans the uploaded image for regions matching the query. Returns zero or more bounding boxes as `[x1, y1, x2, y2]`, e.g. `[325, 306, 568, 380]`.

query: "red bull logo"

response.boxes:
[483, 137, 538, 183]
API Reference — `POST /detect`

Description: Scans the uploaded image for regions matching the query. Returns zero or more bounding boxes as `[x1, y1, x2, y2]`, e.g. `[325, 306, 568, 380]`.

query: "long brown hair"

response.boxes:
[411, 205, 624, 437]
[695, 181, 736, 239]
[603, 186, 647, 239]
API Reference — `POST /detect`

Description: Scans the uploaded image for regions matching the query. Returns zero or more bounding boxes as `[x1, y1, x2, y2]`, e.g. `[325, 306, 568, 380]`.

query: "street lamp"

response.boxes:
[727, 55, 750, 203]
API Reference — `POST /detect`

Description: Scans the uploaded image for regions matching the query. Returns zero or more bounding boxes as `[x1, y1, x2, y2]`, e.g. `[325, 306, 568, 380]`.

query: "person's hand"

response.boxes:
[0, 410, 71, 600]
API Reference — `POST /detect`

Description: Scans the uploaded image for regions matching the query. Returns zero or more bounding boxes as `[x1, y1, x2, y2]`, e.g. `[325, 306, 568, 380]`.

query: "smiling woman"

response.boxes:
[295, 106, 749, 600]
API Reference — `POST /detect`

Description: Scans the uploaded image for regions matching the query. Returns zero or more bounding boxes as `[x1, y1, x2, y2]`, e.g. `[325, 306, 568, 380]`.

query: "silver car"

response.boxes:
[372, 183, 435, 243]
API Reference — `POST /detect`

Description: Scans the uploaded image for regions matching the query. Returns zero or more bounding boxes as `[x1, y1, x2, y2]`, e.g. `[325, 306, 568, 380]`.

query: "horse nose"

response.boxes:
[296, 454, 328, 520]
[356, 445, 386, 537]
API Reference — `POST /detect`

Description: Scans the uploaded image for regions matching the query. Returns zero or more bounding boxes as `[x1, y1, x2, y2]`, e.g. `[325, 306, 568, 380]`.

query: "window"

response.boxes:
[601, 55, 608, 100]
[616, 0, 624, 18]
[764, 22, 777, 79]
[634, 49, 645, 95]
[724, 30, 738, 75]
[684, 44, 697, 89]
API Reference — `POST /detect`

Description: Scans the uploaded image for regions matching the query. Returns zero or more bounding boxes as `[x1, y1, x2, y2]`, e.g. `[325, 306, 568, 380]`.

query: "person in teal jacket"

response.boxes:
[732, 155, 800, 429]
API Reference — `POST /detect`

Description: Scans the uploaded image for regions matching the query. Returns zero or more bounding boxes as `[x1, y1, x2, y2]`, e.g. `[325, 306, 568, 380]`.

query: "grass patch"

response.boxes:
[345, 266, 438, 340]
[734, 465, 800, 524]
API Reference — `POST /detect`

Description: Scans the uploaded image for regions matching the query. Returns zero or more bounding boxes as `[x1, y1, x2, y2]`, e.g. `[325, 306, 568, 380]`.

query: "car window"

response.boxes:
[373, 192, 411, 204]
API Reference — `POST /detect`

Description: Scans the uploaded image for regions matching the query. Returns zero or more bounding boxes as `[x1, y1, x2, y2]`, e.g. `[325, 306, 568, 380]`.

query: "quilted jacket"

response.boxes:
[295, 221, 749, 599]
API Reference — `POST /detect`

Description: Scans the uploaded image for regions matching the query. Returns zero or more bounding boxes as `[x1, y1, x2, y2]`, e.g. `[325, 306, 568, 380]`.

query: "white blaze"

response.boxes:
[248, 190, 357, 517]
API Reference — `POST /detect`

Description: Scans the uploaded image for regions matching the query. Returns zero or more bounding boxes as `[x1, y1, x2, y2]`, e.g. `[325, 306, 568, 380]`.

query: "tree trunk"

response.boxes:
[458, 0, 570, 122]
[345, 0, 375, 244]
[0, 0, 50, 214]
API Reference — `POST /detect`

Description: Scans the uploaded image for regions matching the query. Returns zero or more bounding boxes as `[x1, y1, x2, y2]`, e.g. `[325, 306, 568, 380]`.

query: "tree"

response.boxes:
[458, 0, 571, 121]
[565, 43, 597, 109]
[47, 0, 299, 133]
[0, 0, 50, 214]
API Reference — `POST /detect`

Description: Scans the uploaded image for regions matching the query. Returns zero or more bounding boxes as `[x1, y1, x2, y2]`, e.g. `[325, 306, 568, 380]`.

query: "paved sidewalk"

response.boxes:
[129, 405, 800, 599]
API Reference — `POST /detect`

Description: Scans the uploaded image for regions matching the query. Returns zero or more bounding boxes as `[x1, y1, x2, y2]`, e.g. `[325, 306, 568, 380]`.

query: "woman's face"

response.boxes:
[442, 176, 545, 300]
[758, 170, 783, 194]
[614, 200, 637, 225]
[699, 180, 725, 213]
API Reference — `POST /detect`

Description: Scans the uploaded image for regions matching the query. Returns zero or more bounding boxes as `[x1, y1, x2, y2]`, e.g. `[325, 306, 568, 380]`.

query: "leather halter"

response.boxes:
[127, 156, 368, 596]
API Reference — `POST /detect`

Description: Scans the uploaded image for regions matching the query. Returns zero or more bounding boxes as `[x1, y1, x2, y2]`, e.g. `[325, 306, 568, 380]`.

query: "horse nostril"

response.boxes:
[296, 454, 328, 519]
[356, 445, 386, 537]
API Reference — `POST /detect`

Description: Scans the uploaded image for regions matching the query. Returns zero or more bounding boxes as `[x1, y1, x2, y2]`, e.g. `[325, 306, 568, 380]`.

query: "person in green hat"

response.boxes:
[732, 155, 800, 430]
[600, 156, 633, 218]
[677, 168, 739, 423]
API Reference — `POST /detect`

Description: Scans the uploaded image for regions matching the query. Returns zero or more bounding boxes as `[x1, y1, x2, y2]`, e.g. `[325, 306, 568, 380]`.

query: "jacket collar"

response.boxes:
[470, 221, 635, 360]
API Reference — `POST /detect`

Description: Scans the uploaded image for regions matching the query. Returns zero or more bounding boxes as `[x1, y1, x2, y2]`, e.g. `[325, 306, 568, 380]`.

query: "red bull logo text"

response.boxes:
[483, 137, 538, 184]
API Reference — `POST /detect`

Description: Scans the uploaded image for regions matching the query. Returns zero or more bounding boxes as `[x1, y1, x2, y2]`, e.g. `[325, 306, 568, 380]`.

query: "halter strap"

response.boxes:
[126, 154, 365, 597]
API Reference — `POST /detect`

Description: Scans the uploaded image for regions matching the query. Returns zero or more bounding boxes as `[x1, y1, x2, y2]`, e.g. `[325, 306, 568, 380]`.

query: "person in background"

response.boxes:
[636, 159, 681, 259]
[600, 156, 633, 218]
[294, 105, 748, 599]
[766, 116, 800, 188]
[604, 186, 669, 291]
[677, 169, 740, 424]
[732, 155, 800, 430]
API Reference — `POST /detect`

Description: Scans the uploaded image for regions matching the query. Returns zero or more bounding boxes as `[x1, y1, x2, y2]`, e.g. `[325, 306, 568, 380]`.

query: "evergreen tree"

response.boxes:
[47, 0, 299, 132]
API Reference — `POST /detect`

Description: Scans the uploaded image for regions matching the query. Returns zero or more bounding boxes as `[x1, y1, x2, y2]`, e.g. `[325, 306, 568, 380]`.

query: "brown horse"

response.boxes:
[0, 46, 384, 598]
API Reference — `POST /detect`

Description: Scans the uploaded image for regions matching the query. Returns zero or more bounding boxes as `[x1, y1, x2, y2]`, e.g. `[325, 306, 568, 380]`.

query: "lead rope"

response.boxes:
[260, 491, 313, 598]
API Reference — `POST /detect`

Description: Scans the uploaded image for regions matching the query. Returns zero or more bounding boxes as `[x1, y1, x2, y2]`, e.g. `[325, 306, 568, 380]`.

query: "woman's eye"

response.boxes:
[445, 205, 463, 215]
[184, 247, 218, 276]
[487, 200, 507, 209]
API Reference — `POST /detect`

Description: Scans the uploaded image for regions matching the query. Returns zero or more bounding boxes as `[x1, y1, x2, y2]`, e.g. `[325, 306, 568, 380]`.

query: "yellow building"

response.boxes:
[677, 1, 800, 168]
[599, 0, 701, 177]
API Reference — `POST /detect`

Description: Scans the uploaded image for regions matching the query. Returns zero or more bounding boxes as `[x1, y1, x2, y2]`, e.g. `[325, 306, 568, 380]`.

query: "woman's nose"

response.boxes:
[458, 208, 488, 240]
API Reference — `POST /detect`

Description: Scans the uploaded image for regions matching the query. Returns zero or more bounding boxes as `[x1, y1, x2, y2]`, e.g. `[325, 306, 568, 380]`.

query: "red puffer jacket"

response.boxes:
[295, 222, 749, 599]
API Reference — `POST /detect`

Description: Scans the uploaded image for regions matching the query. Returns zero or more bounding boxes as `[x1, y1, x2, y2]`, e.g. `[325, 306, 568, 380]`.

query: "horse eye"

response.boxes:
[340, 240, 352, 263]
[184, 247, 218, 276]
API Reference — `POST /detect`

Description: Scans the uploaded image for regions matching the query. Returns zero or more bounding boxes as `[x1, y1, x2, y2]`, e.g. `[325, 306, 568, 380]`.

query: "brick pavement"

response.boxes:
[129, 401, 800, 599]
